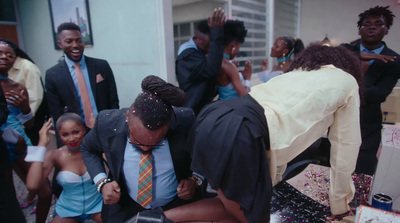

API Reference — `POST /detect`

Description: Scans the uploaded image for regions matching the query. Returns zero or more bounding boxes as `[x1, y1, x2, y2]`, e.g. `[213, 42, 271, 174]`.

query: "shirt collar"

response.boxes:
[64, 54, 86, 68]
[12, 57, 23, 70]
[360, 44, 384, 54]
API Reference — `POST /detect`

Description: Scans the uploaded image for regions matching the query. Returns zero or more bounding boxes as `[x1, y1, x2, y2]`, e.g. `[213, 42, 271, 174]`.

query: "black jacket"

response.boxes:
[176, 28, 224, 114]
[45, 56, 119, 126]
[342, 41, 400, 151]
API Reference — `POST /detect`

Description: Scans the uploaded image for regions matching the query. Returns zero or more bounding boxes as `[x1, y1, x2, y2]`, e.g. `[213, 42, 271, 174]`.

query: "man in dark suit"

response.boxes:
[176, 8, 225, 114]
[342, 5, 400, 175]
[45, 22, 119, 132]
[81, 75, 200, 222]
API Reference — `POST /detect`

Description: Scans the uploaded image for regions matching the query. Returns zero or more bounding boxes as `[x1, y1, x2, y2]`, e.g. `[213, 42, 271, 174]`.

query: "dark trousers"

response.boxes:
[0, 176, 26, 223]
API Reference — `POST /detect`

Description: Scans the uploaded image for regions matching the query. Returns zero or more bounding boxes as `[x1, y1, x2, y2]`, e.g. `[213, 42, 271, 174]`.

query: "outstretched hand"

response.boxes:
[260, 58, 268, 71]
[242, 60, 253, 80]
[38, 118, 52, 147]
[208, 7, 226, 29]
[360, 51, 396, 63]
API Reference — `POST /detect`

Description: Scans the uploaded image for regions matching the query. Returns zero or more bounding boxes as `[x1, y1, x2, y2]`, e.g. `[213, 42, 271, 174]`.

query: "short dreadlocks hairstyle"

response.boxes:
[223, 20, 247, 45]
[357, 5, 395, 30]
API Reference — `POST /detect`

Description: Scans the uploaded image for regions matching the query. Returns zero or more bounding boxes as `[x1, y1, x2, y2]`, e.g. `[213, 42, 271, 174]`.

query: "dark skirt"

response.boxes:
[189, 95, 272, 223]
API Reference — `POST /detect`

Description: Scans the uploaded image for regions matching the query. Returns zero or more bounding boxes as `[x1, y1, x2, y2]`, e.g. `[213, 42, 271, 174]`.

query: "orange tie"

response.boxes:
[73, 63, 94, 128]
[137, 152, 153, 207]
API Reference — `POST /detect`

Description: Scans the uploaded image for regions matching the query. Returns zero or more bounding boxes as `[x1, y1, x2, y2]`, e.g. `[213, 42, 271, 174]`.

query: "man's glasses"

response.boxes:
[129, 137, 166, 148]
[126, 125, 166, 148]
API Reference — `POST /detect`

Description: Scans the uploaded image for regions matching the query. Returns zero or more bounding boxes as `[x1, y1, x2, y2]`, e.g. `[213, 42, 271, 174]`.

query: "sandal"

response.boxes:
[20, 199, 35, 209]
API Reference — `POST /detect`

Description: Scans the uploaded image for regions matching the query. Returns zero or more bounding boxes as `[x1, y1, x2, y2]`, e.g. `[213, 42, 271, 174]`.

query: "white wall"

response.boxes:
[173, 1, 222, 23]
[17, 0, 174, 108]
[299, 0, 400, 53]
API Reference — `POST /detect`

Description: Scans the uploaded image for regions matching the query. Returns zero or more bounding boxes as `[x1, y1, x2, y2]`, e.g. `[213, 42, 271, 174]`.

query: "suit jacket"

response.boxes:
[176, 28, 224, 114]
[342, 41, 400, 152]
[81, 107, 195, 222]
[0, 85, 11, 175]
[45, 56, 119, 126]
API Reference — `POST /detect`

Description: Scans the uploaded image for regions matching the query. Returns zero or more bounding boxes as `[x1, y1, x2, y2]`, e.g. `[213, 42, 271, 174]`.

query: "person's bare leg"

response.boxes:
[91, 212, 103, 223]
[217, 189, 250, 223]
[14, 155, 37, 205]
[36, 179, 52, 223]
[164, 197, 239, 223]
[51, 215, 79, 223]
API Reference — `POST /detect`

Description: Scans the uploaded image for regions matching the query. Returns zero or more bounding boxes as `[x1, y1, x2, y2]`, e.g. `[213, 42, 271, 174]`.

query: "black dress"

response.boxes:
[188, 95, 272, 223]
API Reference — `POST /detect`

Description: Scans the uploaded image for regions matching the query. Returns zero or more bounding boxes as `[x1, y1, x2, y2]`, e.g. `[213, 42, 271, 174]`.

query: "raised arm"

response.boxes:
[26, 119, 56, 191]
[176, 8, 225, 83]
[360, 51, 396, 63]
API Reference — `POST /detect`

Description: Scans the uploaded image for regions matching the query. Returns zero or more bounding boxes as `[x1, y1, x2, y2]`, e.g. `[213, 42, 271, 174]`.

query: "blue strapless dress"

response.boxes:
[55, 171, 103, 218]
[217, 72, 245, 100]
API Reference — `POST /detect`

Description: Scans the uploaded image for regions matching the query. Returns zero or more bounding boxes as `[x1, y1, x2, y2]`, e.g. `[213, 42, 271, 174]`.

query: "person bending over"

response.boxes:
[165, 44, 363, 222]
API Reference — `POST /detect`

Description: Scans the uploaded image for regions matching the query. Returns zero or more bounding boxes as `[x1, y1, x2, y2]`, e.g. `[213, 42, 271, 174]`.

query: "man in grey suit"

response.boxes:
[45, 22, 119, 132]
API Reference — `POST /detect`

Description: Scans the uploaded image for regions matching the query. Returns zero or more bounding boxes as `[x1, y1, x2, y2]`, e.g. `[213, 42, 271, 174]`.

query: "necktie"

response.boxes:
[73, 63, 94, 128]
[137, 151, 153, 208]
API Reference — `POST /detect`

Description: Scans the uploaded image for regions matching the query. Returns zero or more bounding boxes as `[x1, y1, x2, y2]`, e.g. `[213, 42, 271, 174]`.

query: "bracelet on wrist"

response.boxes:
[24, 146, 46, 162]
[191, 174, 203, 186]
[244, 80, 251, 88]
[97, 178, 111, 193]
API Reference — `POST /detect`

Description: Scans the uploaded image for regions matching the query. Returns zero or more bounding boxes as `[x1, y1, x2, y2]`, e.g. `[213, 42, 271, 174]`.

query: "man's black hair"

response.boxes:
[57, 22, 81, 37]
[357, 5, 395, 30]
[196, 20, 210, 35]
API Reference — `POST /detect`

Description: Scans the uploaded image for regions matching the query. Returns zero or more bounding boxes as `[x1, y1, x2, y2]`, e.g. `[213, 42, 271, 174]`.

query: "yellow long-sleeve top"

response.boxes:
[250, 65, 361, 215]
[8, 57, 43, 115]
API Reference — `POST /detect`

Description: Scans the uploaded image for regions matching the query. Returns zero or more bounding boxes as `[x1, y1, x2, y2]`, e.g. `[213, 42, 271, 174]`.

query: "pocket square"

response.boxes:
[96, 74, 104, 83]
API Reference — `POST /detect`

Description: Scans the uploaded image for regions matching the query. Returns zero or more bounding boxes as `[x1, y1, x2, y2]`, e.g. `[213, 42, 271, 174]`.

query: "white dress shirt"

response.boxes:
[123, 138, 178, 209]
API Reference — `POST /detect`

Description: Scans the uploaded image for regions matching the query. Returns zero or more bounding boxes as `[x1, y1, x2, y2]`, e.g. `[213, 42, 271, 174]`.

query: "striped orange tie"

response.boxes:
[73, 63, 94, 128]
[137, 152, 153, 207]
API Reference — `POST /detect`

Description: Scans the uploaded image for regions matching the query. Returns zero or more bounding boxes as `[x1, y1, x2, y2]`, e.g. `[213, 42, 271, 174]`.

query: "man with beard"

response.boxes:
[342, 5, 400, 175]
[45, 22, 119, 134]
